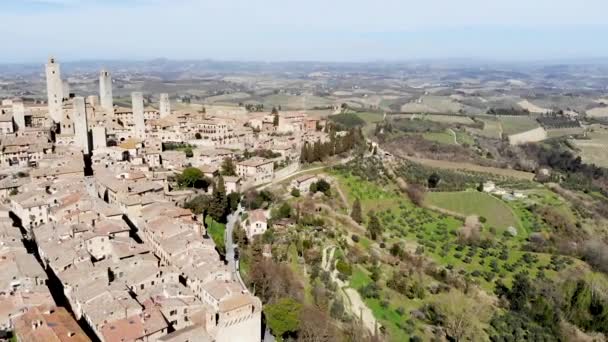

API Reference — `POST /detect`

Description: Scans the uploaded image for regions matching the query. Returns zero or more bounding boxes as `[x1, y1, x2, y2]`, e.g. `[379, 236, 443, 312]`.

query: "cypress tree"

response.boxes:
[351, 198, 363, 224]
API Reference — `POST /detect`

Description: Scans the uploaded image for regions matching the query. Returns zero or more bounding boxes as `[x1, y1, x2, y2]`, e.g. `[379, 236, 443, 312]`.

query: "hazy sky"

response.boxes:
[1, 0, 608, 63]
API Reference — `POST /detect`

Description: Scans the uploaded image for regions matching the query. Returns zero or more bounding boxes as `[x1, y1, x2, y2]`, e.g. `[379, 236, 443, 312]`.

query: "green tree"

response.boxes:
[227, 192, 240, 212]
[208, 175, 228, 221]
[221, 157, 237, 176]
[351, 198, 362, 224]
[232, 222, 248, 246]
[177, 167, 204, 188]
[184, 195, 211, 215]
[264, 298, 302, 340]
[312, 179, 331, 195]
[272, 202, 292, 220]
[290, 188, 301, 197]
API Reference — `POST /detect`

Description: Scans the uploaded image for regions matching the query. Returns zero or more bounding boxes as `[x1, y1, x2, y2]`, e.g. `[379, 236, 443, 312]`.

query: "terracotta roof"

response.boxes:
[249, 209, 266, 223]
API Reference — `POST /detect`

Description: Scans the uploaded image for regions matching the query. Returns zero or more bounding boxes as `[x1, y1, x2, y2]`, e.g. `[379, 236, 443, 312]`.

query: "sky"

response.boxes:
[1, 0, 608, 63]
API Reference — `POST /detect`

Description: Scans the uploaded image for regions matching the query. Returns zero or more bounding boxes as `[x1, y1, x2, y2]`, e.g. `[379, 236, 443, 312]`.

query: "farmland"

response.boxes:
[499, 116, 540, 135]
[572, 124, 608, 167]
[426, 191, 519, 231]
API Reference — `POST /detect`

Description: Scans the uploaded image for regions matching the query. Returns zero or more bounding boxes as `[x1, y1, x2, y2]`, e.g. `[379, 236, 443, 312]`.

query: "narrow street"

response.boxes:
[224, 203, 246, 289]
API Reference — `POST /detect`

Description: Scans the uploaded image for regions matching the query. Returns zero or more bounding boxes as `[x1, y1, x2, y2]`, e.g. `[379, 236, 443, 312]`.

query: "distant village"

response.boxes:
[0, 57, 334, 342]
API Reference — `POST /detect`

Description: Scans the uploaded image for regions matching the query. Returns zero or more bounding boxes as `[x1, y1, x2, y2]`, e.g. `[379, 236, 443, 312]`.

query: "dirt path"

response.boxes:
[448, 128, 459, 145]
[344, 288, 377, 333]
[321, 245, 377, 334]
[329, 178, 350, 209]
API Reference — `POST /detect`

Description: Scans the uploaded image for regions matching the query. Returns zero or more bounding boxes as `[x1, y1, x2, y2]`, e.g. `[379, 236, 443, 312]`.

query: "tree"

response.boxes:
[184, 195, 211, 215]
[367, 212, 382, 240]
[227, 192, 240, 212]
[176, 167, 204, 188]
[312, 179, 331, 195]
[195, 132, 202, 139]
[431, 290, 491, 341]
[232, 222, 248, 246]
[208, 175, 228, 222]
[272, 202, 292, 220]
[264, 298, 302, 340]
[221, 157, 237, 176]
[272, 107, 280, 126]
[428, 173, 441, 188]
[351, 198, 362, 224]
[291, 188, 301, 197]
[298, 305, 337, 342]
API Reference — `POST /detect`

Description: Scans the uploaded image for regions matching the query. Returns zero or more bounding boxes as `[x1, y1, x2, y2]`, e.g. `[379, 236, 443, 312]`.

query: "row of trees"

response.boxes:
[300, 127, 364, 164]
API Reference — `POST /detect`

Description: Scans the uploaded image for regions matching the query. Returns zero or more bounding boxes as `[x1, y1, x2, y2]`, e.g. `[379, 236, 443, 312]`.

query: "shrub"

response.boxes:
[290, 188, 301, 197]
[335, 260, 352, 277]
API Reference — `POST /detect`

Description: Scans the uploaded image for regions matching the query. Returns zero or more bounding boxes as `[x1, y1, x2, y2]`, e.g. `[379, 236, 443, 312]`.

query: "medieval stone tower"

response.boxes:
[73, 97, 90, 153]
[159, 93, 171, 118]
[12, 99, 26, 131]
[99, 69, 114, 115]
[45, 57, 64, 123]
[132, 92, 146, 139]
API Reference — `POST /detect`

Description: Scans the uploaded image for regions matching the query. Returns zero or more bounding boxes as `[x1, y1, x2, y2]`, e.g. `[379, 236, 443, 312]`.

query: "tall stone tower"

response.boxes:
[92, 126, 107, 150]
[62, 81, 70, 99]
[99, 69, 114, 115]
[73, 97, 90, 153]
[12, 99, 26, 131]
[159, 93, 171, 118]
[45, 57, 64, 123]
[132, 92, 146, 139]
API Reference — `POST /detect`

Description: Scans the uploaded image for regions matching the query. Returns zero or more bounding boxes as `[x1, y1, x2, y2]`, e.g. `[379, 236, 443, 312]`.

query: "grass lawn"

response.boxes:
[426, 191, 518, 231]
[332, 173, 397, 209]
[205, 216, 226, 254]
[350, 265, 372, 289]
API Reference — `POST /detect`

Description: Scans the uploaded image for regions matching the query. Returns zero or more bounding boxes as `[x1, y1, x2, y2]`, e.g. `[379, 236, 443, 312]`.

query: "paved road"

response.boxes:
[224, 203, 246, 289]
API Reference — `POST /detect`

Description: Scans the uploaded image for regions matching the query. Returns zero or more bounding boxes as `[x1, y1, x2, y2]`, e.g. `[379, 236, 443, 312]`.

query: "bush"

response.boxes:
[290, 188, 301, 197]
[335, 259, 352, 277]
[351, 235, 360, 243]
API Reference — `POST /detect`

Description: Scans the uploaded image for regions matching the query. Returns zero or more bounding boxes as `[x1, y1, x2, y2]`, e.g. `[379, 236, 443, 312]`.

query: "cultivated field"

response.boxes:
[572, 125, 608, 167]
[263, 94, 334, 110]
[401, 156, 536, 180]
[517, 99, 549, 113]
[499, 116, 540, 135]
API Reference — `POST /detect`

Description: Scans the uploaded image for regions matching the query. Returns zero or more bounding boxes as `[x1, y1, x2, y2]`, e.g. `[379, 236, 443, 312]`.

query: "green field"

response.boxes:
[426, 191, 518, 231]
[499, 116, 540, 135]
[422, 131, 455, 145]
[355, 112, 384, 124]
[205, 216, 226, 254]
